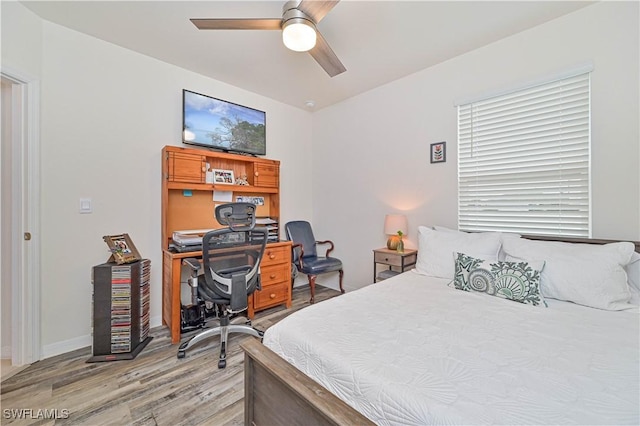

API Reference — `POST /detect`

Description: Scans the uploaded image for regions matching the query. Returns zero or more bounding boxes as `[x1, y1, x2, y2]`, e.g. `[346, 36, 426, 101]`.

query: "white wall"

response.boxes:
[1, 2, 43, 77]
[3, 2, 314, 358]
[312, 1, 640, 291]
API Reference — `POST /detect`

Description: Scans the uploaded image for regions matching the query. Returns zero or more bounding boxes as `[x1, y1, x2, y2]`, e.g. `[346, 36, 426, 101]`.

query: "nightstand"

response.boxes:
[373, 248, 418, 282]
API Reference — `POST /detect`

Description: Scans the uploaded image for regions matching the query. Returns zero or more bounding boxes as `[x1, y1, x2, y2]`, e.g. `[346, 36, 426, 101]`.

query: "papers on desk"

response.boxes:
[172, 229, 212, 246]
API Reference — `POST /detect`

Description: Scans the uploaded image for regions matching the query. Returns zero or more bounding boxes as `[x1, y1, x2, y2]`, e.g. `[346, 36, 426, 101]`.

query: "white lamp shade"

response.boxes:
[282, 19, 317, 52]
[384, 214, 408, 236]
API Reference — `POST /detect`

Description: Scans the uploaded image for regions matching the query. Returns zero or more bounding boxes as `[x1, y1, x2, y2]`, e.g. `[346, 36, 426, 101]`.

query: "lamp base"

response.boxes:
[386, 236, 400, 250]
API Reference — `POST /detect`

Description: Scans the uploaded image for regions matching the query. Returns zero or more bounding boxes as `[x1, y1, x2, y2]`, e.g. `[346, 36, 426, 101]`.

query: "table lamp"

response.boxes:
[384, 214, 408, 251]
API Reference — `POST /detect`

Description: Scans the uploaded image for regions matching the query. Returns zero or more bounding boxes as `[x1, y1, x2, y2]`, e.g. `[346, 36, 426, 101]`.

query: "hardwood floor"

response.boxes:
[0, 285, 341, 425]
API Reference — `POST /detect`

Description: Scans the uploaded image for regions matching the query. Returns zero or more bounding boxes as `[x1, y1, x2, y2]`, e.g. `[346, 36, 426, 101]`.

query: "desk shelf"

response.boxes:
[166, 182, 279, 194]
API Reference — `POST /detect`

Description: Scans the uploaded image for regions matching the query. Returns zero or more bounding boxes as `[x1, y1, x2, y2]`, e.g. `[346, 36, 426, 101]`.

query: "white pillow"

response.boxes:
[433, 225, 521, 260]
[625, 252, 640, 305]
[415, 226, 502, 279]
[502, 238, 635, 311]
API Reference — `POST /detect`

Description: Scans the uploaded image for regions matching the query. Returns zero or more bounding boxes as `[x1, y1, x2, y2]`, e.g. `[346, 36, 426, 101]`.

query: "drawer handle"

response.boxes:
[255, 172, 259, 177]
[384, 257, 389, 261]
[269, 293, 276, 299]
[269, 254, 276, 260]
[270, 274, 277, 279]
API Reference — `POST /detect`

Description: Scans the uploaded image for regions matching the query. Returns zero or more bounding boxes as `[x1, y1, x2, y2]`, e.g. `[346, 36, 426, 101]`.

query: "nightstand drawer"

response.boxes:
[374, 251, 404, 266]
[263, 245, 289, 265]
[254, 282, 289, 306]
[261, 263, 289, 287]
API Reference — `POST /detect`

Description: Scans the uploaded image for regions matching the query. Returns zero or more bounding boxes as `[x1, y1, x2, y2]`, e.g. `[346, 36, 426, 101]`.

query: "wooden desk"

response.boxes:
[161, 146, 289, 344]
[162, 241, 292, 344]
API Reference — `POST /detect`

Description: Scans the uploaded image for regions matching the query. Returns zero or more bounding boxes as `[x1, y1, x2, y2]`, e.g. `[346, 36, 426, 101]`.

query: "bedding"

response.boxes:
[415, 226, 502, 279]
[263, 271, 640, 425]
[502, 238, 635, 310]
[453, 252, 546, 307]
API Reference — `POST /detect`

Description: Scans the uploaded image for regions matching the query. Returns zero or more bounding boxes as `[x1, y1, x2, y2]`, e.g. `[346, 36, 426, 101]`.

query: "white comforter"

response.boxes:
[263, 272, 640, 425]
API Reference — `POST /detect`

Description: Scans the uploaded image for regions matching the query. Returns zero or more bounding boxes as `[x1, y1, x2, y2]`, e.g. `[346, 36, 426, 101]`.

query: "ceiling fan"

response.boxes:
[191, 0, 346, 77]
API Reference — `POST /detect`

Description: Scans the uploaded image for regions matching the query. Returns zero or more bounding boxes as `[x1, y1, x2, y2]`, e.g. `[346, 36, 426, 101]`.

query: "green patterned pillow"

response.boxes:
[453, 252, 547, 307]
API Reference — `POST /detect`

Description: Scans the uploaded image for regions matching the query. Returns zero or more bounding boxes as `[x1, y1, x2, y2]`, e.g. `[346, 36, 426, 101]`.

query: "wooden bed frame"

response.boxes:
[241, 235, 639, 425]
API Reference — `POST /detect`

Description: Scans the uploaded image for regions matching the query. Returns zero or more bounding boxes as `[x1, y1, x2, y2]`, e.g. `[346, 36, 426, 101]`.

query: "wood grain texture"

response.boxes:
[0, 286, 341, 426]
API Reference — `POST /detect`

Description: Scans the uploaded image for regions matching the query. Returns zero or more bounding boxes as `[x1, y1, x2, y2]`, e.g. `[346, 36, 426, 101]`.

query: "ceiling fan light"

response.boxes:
[282, 19, 316, 52]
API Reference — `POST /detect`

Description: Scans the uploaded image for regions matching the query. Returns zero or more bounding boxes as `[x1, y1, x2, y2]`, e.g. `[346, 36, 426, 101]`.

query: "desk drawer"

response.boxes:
[263, 245, 289, 265]
[261, 263, 289, 287]
[254, 282, 289, 307]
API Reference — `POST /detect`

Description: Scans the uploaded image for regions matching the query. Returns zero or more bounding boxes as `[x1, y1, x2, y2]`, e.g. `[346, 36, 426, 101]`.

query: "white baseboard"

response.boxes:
[42, 335, 91, 360]
[42, 316, 164, 360]
[150, 315, 162, 329]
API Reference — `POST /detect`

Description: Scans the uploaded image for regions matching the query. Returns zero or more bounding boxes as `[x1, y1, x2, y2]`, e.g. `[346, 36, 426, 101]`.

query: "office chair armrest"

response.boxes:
[315, 240, 335, 257]
[291, 243, 305, 269]
[182, 257, 202, 274]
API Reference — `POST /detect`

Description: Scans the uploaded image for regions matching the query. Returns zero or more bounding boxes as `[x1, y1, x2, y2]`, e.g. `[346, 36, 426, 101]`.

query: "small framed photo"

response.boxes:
[213, 169, 235, 185]
[103, 234, 141, 264]
[430, 141, 446, 163]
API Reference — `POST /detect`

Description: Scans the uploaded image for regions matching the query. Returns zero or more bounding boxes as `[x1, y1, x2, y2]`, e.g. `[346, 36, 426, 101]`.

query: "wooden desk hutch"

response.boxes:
[161, 145, 292, 344]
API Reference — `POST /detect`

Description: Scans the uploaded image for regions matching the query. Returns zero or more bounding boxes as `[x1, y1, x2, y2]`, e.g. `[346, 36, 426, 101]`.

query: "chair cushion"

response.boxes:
[299, 256, 343, 275]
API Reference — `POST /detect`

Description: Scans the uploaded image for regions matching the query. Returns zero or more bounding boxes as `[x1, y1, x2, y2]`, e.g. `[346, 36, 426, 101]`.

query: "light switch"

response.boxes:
[79, 198, 92, 214]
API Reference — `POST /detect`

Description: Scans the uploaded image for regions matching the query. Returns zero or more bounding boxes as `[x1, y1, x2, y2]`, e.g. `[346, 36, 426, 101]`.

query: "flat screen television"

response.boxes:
[182, 89, 266, 156]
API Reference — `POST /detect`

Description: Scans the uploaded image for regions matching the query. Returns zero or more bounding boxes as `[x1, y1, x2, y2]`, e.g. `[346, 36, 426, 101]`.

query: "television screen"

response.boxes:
[182, 90, 266, 156]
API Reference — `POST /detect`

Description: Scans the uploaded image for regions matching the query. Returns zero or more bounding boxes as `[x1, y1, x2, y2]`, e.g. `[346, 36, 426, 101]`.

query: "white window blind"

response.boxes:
[457, 72, 591, 237]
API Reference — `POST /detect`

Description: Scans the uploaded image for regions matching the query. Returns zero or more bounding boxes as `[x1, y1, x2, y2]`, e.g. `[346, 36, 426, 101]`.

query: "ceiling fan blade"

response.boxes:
[297, 0, 340, 23]
[309, 31, 346, 77]
[191, 18, 282, 30]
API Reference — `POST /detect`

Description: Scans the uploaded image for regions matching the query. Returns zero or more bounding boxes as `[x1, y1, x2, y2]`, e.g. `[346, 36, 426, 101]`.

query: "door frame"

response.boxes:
[1, 66, 41, 365]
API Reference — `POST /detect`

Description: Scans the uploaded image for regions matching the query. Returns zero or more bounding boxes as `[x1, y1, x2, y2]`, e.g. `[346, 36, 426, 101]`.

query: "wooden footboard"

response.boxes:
[241, 338, 374, 426]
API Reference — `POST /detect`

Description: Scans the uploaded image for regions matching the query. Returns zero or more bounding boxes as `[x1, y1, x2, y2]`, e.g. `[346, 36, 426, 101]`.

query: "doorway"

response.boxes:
[1, 70, 41, 368]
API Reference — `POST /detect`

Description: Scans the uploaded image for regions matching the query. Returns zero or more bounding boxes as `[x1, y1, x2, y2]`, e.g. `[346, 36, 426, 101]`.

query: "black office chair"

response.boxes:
[285, 221, 344, 304]
[178, 203, 267, 368]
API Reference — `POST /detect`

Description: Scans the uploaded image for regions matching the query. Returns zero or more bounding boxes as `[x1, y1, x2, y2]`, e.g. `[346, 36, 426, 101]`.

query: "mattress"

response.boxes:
[263, 271, 640, 425]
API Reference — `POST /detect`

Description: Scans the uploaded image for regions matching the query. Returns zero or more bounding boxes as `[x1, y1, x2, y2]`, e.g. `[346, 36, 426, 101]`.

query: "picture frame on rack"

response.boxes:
[213, 169, 235, 185]
[103, 233, 142, 264]
[430, 141, 446, 163]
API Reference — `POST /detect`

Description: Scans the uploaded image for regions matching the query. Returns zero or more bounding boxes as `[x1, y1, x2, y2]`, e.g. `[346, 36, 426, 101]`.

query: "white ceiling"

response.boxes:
[21, 0, 594, 110]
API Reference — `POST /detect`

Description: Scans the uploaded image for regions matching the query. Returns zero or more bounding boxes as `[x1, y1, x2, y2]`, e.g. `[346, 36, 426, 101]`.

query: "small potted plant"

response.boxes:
[396, 230, 404, 253]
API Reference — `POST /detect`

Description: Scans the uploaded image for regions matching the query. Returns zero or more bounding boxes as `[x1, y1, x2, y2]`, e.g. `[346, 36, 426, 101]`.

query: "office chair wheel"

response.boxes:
[177, 350, 186, 359]
[218, 359, 226, 369]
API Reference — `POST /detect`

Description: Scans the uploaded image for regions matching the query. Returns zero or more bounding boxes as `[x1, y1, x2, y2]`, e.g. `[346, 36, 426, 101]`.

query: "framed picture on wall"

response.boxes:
[430, 141, 446, 163]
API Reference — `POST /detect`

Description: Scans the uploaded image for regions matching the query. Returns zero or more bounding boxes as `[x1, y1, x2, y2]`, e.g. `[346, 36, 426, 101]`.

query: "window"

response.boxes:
[457, 71, 591, 237]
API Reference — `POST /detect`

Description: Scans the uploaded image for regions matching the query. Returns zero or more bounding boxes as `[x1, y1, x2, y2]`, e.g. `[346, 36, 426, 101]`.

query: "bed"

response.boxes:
[242, 231, 640, 425]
